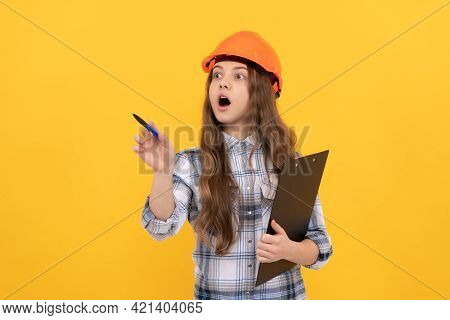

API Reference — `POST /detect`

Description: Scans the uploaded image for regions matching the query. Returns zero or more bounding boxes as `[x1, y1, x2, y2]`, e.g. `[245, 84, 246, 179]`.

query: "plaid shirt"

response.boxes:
[142, 131, 333, 300]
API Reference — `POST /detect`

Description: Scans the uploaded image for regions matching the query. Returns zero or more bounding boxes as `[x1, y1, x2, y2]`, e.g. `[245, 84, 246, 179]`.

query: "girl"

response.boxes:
[132, 31, 333, 300]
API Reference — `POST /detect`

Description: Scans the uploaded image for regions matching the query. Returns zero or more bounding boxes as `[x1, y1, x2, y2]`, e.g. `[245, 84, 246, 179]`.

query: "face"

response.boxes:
[209, 60, 250, 129]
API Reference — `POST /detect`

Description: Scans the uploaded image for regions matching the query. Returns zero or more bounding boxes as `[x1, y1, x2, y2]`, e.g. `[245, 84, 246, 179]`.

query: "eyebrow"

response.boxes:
[213, 65, 248, 71]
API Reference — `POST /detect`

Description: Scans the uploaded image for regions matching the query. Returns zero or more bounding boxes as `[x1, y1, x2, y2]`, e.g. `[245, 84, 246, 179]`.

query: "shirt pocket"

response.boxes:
[259, 172, 279, 218]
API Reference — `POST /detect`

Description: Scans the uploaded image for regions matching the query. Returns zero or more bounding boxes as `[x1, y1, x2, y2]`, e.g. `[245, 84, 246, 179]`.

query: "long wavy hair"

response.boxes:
[192, 56, 297, 256]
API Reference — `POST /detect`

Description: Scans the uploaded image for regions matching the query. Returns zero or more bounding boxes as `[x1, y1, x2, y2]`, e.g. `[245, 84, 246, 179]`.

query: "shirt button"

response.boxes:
[246, 186, 250, 190]
[248, 263, 252, 268]
[245, 291, 250, 295]
[248, 239, 252, 243]
[248, 211, 252, 215]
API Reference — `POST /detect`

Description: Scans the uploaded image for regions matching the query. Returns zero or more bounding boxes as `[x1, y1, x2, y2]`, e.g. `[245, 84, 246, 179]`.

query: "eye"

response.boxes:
[213, 71, 246, 80]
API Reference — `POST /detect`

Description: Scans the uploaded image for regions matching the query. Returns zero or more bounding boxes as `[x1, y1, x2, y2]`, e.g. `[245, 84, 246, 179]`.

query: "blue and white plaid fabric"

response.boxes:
[142, 131, 333, 299]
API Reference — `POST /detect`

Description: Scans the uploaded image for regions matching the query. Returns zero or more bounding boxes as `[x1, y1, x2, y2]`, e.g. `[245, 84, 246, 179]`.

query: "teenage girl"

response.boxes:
[132, 31, 333, 300]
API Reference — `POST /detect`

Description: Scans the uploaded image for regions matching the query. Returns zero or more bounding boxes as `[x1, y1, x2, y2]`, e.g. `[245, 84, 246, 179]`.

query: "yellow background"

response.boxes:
[1, 0, 449, 299]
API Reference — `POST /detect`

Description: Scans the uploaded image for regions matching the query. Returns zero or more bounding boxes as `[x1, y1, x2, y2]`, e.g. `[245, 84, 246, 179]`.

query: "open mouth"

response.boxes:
[218, 96, 231, 107]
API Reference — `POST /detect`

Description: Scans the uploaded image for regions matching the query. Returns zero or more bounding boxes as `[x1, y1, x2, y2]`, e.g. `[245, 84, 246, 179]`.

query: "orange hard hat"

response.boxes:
[201, 31, 283, 98]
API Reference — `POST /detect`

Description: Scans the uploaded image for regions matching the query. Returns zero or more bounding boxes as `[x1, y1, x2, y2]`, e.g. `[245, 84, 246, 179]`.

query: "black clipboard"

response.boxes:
[255, 150, 329, 287]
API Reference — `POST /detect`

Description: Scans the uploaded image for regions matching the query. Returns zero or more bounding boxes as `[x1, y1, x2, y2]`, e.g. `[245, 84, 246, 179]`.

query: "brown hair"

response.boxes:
[192, 57, 297, 256]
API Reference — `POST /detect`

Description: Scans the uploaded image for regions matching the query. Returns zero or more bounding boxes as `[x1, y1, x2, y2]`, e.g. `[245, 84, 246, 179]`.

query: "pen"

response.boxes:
[132, 113, 160, 142]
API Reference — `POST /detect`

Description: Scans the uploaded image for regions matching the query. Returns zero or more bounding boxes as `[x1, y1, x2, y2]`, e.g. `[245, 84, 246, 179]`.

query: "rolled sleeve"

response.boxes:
[302, 194, 333, 270]
[141, 152, 194, 241]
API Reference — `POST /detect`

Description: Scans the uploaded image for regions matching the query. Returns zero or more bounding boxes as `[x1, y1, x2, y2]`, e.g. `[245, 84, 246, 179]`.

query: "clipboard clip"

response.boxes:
[295, 157, 316, 167]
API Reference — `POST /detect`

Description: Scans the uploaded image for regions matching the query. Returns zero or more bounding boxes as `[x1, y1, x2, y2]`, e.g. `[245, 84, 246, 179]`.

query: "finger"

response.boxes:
[261, 233, 277, 244]
[257, 255, 272, 263]
[134, 134, 145, 145]
[145, 121, 159, 136]
[271, 219, 287, 235]
[257, 241, 273, 252]
[256, 248, 272, 259]
[140, 126, 152, 138]
[148, 121, 167, 142]
[148, 120, 159, 131]
[150, 123, 166, 143]
[132, 145, 144, 153]
[140, 128, 158, 148]
[143, 125, 162, 144]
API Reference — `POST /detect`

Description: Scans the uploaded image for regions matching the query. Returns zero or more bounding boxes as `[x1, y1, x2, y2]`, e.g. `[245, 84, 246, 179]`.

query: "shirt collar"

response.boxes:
[222, 130, 262, 150]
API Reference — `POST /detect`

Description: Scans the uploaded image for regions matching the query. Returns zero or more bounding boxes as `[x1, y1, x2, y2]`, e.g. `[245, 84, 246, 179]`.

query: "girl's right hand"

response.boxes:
[132, 121, 175, 174]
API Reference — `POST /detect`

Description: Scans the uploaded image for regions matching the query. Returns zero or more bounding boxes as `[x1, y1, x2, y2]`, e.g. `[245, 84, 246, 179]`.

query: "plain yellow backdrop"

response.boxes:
[1, 0, 449, 299]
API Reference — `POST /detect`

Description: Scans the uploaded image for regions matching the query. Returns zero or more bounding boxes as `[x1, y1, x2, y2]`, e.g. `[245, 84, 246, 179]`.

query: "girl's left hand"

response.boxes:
[256, 219, 292, 263]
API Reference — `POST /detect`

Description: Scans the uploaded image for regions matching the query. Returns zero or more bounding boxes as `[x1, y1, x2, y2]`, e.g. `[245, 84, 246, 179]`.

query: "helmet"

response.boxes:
[201, 31, 283, 98]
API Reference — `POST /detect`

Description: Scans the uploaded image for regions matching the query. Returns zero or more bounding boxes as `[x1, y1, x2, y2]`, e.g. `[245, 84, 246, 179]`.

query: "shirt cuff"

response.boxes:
[142, 194, 180, 241]
[302, 232, 333, 270]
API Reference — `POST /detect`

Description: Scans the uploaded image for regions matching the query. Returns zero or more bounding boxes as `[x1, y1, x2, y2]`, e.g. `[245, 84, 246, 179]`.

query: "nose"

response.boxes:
[219, 79, 231, 90]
